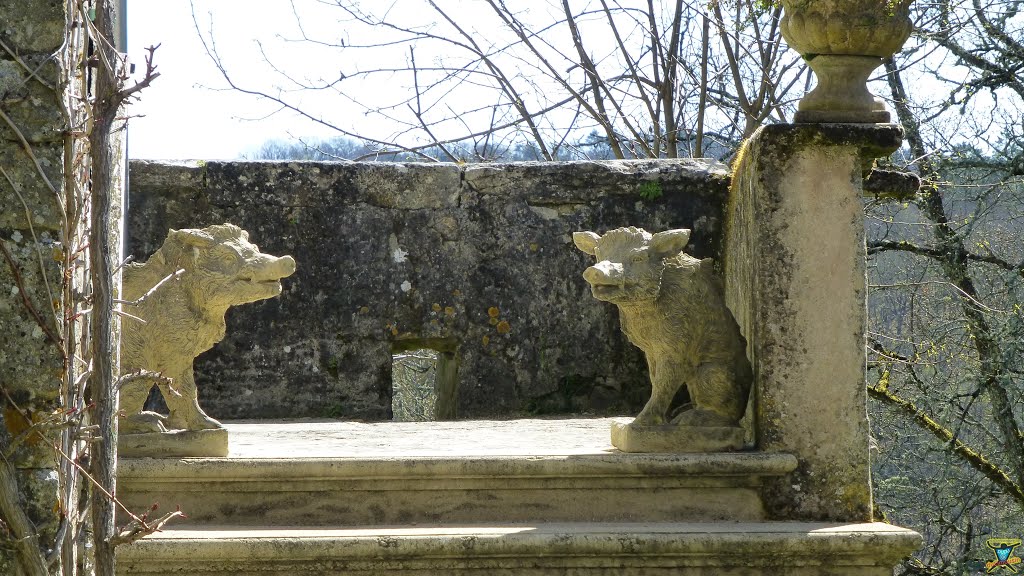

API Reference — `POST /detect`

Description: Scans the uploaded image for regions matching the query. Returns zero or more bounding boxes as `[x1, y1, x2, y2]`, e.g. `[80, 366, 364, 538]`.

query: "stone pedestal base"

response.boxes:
[610, 418, 744, 453]
[119, 428, 229, 458]
[794, 55, 891, 124]
[794, 109, 891, 123]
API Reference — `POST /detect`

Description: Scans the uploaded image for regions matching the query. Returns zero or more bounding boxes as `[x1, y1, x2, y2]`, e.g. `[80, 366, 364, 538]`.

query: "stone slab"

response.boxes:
[223, 417, 620, 458]
[115, 521, 922, 575]
[119, 428, 228, 458]
[610, 418, 745, 453]
[118, 419, 797, 526]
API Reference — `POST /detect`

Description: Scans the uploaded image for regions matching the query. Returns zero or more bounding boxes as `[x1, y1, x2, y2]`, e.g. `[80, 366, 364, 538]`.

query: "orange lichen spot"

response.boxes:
[3, 407, 36, 445]
[482, 335, 490, 346]
[390, 326, 399, 336]
[452, 289, 462, 297]
[487, 306, 500, 318]
[529, 243, 539, 252]
[430, 319, 440, 326]
[496, 320, 511, 335]
[444, 306, 455, 316]
[489, 317, 499, 326]
[432, 303, 442, 312]
[359, 306, 370, 314]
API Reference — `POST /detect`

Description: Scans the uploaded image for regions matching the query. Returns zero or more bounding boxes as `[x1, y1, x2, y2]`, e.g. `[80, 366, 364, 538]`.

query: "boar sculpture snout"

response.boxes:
[582, 261, 624, 287]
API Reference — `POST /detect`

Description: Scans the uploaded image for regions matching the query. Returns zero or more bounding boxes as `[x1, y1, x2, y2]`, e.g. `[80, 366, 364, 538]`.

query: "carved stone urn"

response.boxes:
[781, 0, 912, 123]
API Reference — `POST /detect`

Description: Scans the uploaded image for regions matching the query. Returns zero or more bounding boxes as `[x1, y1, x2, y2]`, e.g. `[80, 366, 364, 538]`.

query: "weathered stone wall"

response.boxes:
[128, 159, 730, 420]
[0, 1, 66, 571]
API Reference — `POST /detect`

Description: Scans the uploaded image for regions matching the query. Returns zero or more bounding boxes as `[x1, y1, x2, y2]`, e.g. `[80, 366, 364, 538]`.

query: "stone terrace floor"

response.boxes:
[224, 417, 626, 459]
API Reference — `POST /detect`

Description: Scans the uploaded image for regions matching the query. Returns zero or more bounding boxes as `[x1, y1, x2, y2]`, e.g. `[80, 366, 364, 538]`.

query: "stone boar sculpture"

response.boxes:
[573, 227, 751, 438]
[120, 224, 296, 434]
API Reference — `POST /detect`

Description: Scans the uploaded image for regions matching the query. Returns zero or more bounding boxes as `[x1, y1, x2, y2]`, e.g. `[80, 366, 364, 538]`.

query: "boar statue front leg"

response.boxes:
[614, 358, 746, 452]
[162, 369, 223, 431]
[634, 358, 680, 426]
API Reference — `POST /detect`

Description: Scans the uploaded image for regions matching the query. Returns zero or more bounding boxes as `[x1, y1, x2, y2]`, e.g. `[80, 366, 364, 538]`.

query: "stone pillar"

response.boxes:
[725, 123, 902, 521]
[0, 1, 68, 573]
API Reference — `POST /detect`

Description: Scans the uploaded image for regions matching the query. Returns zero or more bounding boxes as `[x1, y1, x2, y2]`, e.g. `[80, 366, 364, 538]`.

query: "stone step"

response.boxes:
[115, 522, 921, 575]
[118, 419, 797, 526]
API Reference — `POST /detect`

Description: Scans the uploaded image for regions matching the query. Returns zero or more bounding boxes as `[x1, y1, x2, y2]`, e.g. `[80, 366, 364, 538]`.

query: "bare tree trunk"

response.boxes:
[660, 0, 684, 158]
[0, 458, 48, 576]
[88, 1, 122, 573]
[557, 0, 629, 158]
[695, 14, 710, 157]
[60, 16, 89, 571]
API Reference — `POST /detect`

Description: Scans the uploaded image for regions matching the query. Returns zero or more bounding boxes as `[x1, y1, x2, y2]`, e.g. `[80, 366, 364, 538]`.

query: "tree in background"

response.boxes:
[866, 0, 1024, 573]
[198, 0, 803, 161]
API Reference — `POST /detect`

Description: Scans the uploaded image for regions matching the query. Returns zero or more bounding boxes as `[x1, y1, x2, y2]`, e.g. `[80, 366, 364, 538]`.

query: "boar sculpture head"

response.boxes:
[573, 227, 692, 304]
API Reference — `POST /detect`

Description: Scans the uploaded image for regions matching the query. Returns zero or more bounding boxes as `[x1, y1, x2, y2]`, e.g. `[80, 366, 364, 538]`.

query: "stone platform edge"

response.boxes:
[116, 522, 922, 574]
[118, 451, 800, 482]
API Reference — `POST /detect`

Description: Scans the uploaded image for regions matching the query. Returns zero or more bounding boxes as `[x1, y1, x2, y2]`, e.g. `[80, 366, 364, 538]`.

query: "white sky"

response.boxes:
[127, 1, 346, 159]
[127, 1, 610, 161]
[129, 0, 758, 162]
[127, 0, 523, 160]
[125, 1, 988, 161]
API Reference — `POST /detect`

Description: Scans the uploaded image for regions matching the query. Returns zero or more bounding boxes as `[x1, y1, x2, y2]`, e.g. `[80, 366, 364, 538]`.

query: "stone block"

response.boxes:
[0, 143, 64, 232]
[0, 56, 65, 145]
[119, 429, 229, 458]
[0, 235, 63, 408]
[117, 419, 797, 526]
[610, 418, 744, 453]
[0, 2, 65, 53]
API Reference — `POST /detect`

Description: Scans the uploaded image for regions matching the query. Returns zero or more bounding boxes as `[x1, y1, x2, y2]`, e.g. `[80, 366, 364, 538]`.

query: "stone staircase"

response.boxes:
[115, 419, 920, 574]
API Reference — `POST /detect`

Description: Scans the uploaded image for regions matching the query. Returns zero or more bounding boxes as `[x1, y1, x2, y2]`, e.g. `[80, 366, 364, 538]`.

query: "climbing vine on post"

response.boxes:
[0, 1, 170, 574]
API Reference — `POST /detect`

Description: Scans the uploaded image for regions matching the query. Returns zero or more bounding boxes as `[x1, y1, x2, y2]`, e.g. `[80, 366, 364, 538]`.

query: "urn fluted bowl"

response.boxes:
[781, 0, 913, 122]
[780, 0, 912, 57]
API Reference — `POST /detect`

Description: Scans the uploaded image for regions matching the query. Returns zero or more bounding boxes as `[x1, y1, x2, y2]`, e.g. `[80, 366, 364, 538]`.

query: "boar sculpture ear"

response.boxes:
[573, 231, 601, 256]
[649, 229, 691, 258]
[168, 228, 216, 248]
